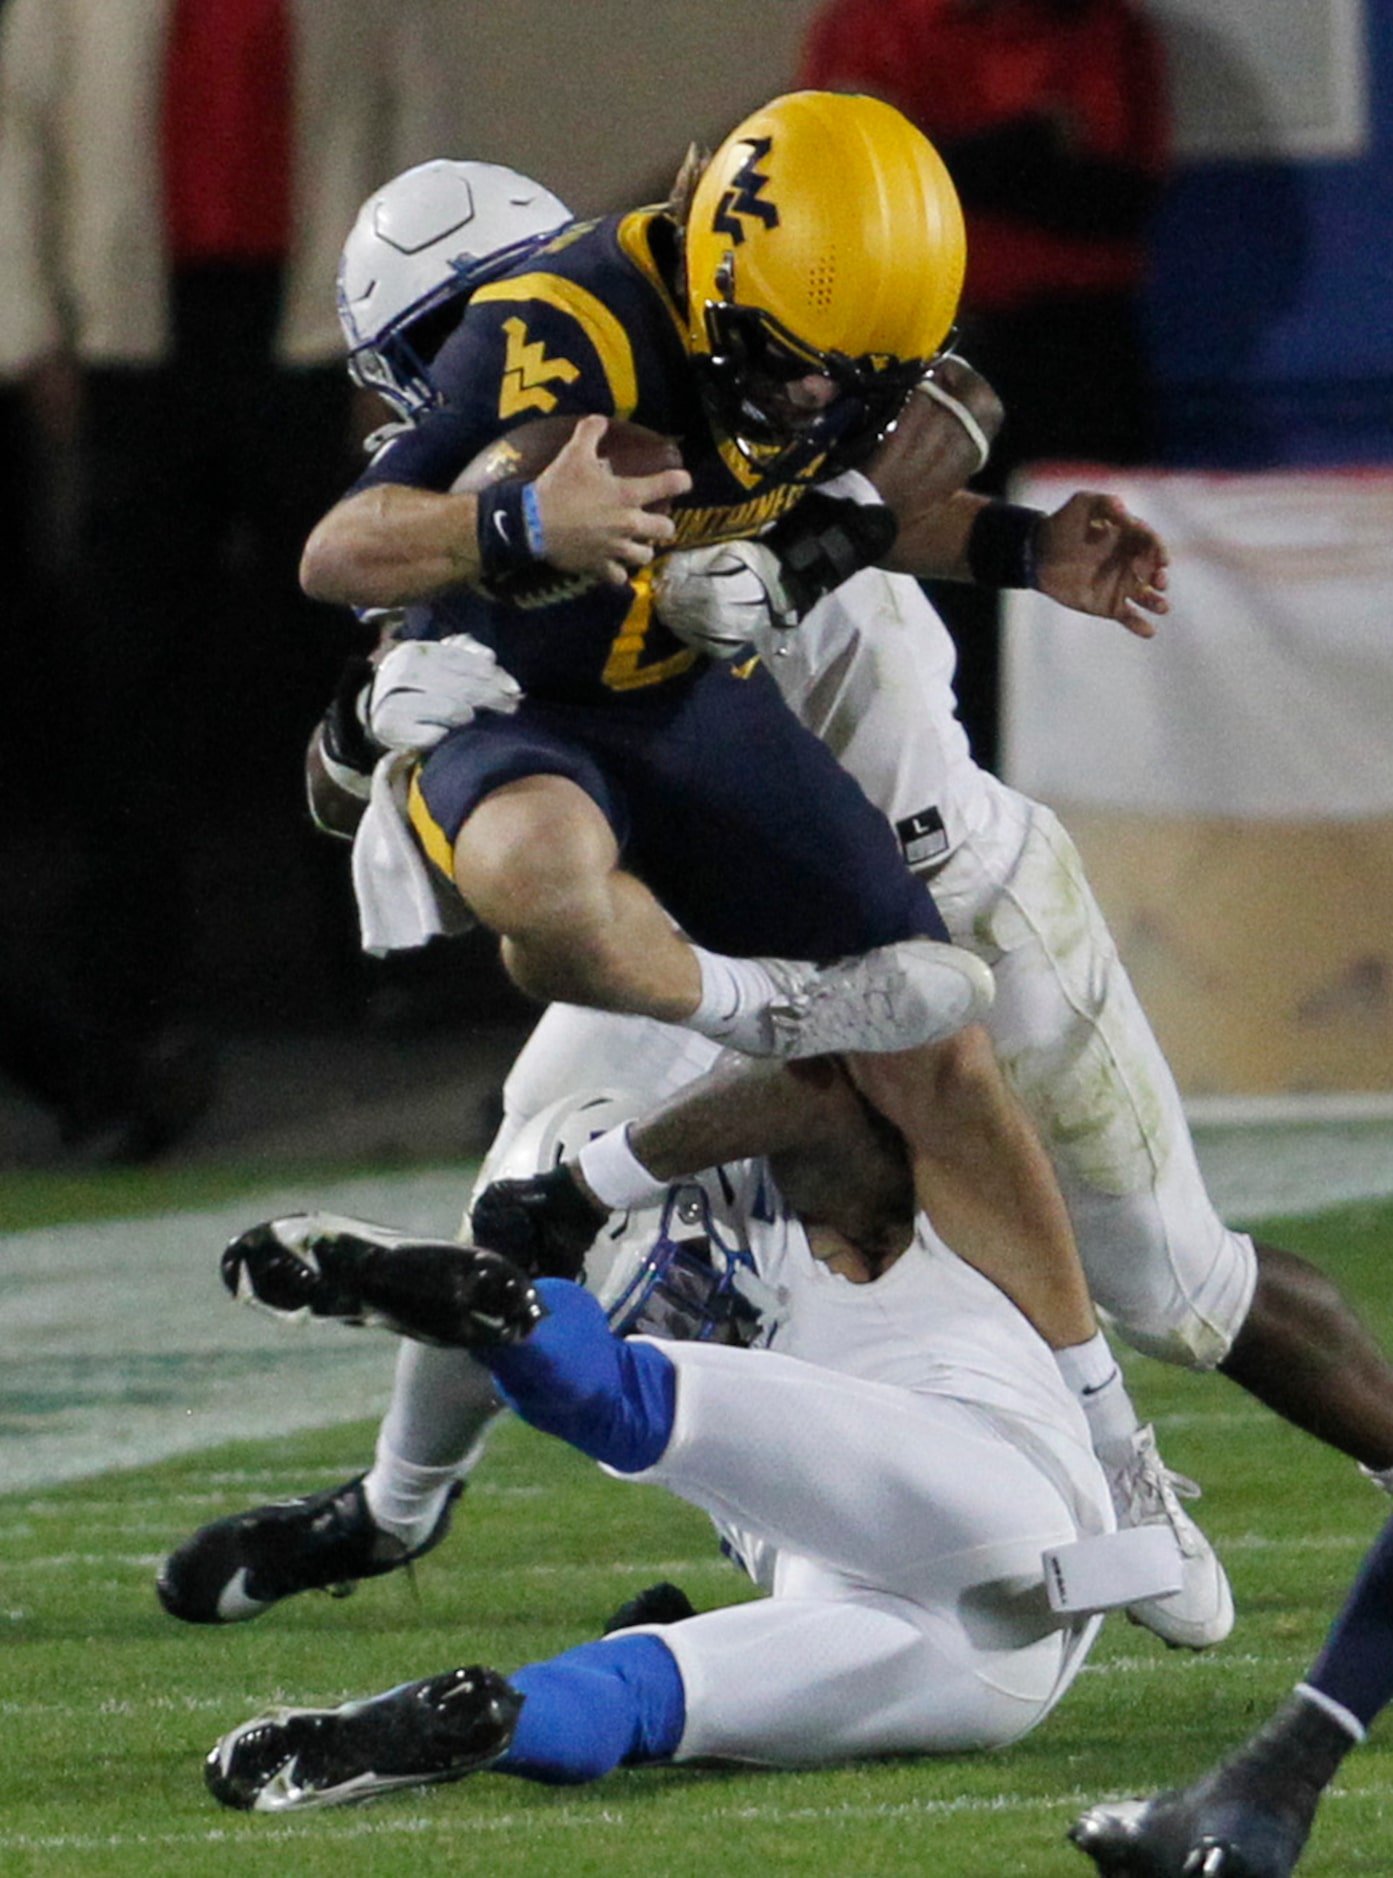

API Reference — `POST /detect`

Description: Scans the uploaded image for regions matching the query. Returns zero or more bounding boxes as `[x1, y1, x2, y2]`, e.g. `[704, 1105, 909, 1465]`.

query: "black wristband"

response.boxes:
[476, 479, 545, 584]
[965, 501, 1045, 589]
[764, 491, 899, 617]
[319, 653, 382, 776]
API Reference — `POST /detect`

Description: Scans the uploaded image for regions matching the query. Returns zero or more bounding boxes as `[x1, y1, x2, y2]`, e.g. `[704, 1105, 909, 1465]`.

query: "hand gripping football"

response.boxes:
[454, 415, 681, 606]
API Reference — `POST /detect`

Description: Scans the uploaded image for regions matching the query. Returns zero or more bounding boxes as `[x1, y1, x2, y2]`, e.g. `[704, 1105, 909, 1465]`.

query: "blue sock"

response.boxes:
[1306, 1511, 1393, 1729]
[497, 1635, 687, 1784]
[481, 1279, 677, 1473]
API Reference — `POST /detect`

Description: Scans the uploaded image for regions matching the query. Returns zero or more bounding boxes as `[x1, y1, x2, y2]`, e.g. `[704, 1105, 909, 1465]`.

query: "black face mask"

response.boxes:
[694, 300, 923, 480]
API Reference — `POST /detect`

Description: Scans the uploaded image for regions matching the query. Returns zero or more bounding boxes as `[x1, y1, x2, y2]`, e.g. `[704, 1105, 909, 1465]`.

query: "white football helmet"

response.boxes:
[477, 1088, 775, 1346]
[337, 159, 572, 416]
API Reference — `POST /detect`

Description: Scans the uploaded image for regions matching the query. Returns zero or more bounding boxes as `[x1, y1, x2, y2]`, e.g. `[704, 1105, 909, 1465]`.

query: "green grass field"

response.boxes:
[6, 1181, 1393, 1876]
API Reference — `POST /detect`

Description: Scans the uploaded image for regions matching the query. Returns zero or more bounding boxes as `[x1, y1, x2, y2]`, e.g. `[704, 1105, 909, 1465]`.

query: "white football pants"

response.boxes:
[621, 1339, 1107, 1763]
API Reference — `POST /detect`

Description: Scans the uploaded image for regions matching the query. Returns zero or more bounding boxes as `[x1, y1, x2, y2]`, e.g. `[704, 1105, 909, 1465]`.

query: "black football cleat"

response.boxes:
[221, 1212, 546, 1348]
[1068, 1790, 1311, 1877]
[1068, 1694, 1346, 1877]
[205, 1665, 523, 1811]
[156, 1473, 460, 1625]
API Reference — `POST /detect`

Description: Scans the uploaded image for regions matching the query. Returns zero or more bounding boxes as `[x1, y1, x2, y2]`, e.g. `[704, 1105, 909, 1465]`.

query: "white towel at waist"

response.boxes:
[351, 753, 473, 957]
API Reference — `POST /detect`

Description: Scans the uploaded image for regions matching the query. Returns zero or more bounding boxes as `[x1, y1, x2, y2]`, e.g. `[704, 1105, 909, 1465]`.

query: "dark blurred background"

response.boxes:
[1, 0, 1389, 1168]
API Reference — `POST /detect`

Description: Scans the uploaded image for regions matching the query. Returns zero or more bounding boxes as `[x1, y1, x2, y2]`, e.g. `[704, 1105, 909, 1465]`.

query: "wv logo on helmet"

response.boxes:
[714, 138, 780, 244]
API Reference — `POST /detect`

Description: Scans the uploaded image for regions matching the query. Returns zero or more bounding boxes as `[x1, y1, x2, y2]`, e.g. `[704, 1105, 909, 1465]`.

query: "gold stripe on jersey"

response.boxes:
[472, 273, 639, 417]
[601, 568, 700, 692]
[615, 209, 690, 350]
[407, 769, 456, 880]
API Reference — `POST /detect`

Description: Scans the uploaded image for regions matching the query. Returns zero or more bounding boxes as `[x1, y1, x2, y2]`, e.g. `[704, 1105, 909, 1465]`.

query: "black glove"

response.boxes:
[470, 1166, 609, 1281]
[763, 491, 899, 617]
[318, 653, 383, 779]
[601, 1581, 696, 1635]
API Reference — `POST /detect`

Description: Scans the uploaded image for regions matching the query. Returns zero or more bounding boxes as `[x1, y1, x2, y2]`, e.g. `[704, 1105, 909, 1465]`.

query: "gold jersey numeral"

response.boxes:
[602, 570, 699, 692]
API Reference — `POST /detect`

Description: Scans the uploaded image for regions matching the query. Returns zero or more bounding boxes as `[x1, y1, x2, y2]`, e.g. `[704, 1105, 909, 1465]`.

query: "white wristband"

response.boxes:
[915, 375, 992, 474]
[577, 1125, 668, 1210]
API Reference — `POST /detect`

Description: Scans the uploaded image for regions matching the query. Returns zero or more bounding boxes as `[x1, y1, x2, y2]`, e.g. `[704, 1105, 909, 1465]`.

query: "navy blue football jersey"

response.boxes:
[354, 210, 823, 703]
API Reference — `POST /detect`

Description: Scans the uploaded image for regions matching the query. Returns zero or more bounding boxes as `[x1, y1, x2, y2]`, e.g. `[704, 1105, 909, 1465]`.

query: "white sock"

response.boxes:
[684, 946, 784, 1052]
[1055, 1330, 1141, 1457]
[364, 1443, 476, 1551]
[365, 1341, 501, 1548]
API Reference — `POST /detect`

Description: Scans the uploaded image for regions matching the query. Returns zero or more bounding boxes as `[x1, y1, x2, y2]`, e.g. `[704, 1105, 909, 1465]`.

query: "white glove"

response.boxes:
[652, 540, 799, 661]
[366, 635, 522, 752]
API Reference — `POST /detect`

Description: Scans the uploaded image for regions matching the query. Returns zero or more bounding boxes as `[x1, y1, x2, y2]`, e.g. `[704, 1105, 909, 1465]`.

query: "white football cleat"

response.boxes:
[1103, 1424, 1234, 1650]
[745, 938, 994, 1060]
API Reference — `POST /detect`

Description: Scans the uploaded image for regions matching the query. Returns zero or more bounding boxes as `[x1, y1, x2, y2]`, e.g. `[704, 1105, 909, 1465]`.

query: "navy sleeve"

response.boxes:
[353, 290, 618, 498]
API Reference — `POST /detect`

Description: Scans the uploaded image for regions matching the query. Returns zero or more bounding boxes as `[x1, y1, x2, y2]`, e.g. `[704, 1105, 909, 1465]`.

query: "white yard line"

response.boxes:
[0, 1781, 1378, 1856]
[1, 1172, 470, 1492]
[1187, 1112, 1393, 1221]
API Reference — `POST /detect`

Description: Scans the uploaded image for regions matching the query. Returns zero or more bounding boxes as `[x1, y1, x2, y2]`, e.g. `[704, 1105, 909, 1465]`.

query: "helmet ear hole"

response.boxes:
[403, 299, 465, 371]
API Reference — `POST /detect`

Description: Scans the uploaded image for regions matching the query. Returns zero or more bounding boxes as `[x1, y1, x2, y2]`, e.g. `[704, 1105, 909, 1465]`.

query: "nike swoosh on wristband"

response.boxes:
[493, 512, 511, 541]
[1079, 1369, 1121, 1398]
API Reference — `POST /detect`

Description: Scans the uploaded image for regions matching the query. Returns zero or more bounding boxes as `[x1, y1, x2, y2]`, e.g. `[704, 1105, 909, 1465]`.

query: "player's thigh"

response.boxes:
[454, 773, 619, 911]
[969, 805, 1255, 1364]
[410, 717, 625, 923]
[628, 664, 945, 958]
[651, 1574, 1093, 1762]
[642, 1342, 1096, 1606]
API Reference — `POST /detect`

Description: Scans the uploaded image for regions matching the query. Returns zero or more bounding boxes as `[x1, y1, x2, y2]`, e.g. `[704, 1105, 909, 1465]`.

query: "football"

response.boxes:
[454, 415, 683, 607]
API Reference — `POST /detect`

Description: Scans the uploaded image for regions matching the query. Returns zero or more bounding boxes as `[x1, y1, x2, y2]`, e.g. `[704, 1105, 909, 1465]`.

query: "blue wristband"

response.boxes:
[521, 481, 546, 559]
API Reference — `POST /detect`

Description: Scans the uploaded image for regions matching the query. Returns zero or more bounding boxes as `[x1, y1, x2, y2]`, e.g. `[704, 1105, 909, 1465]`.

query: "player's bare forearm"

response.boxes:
[882, 486, 1169, 634]
[626, 1057, 837, 1179]
[881, 487, 988, 579]
[299, 416, 692, 608]
[860, 357, 1167, 630]
[301, 485, 484, 608]
[848, 1036, 1098, 1350]
[865, 358, 1003, 578]
[864, 357, 1002, 543]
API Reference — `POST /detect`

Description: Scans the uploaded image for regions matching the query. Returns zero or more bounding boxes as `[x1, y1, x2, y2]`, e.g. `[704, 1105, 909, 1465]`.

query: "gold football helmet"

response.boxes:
[684, 91, 967, 473]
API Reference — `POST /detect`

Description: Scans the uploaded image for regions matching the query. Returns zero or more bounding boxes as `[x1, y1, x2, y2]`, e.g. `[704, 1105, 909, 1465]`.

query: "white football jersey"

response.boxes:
[694, 1156, 1088, 1444]
[766, 566, 995, 871]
